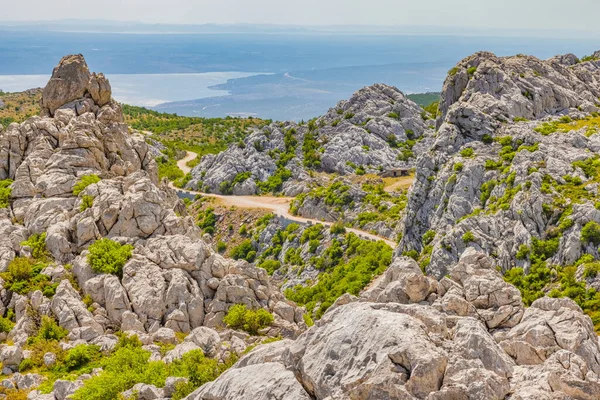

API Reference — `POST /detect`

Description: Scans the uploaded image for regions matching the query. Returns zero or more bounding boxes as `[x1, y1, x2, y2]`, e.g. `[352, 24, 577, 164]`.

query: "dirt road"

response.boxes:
[174, 151, 397, 247]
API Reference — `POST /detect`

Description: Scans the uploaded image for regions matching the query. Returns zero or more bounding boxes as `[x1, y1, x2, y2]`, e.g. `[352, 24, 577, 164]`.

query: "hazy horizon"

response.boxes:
[1, 0, 599, 37]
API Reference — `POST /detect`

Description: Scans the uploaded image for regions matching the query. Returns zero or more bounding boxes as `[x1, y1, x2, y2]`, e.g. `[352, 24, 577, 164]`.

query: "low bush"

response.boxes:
[582, 221, 600, 246]
[1, 257, 57, 297]
[80, 195, 94, 212]
[229, 240, 255, 262]
[73, 175, 101, 196]
[21, 233, 50, 261]
[286, 234, 392, 318]
[258, 259, 281, 275]
[223, 304, 274, 335]
[87, 239, 134, 276]
[64, 344, 101, 371]
[462, 231, 475, 243]
[0, 179, 13, 208]
[330, 221, 346, 235]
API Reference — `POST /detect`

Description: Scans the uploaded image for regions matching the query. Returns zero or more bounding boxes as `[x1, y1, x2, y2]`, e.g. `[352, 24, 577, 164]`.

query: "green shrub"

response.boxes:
[403, 249, 419, 261]
[286, 234, 392, 318]
[21, 233, 50, 261]
[197, 208, 217, 234]
[460, 148, 474, 158]
[258, 259, 281, 275]
[71, 339, 167, 400]
[87, 239, 133, 276]
[223, 304, 274, 335]
[1, 257, 56, 296]
[583, 262, 600, 279]
[36, 316, 68, 342]
[300, 224, 324, 244]
[216, 241, 227, 253]
[531, 237, 560, 261]
[65, 344, 101, 371]
[453, 162, 463, 172]
[516, 244, 530, 260]
[330, 221, 346, 235]
[582, 221, 600, 246]
[0, 179, 13, 208]
[462, 231, 475, 243]
[482, 134, 493, 144]
[19, 358, 35, 372]
[387, 112, 399, 119]
[422, 230, 435, 245]
[73, 175, 101, 196]
[0, 316, 14, 333]
[80, 195, 94, 212]
[229, 240, 255, 262]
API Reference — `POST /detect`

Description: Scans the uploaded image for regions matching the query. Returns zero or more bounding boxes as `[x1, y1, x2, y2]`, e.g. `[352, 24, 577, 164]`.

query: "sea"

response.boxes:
[1, 30, 598, 120]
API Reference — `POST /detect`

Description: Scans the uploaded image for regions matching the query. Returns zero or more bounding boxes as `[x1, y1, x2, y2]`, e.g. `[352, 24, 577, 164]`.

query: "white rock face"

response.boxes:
[0, 54, 305, 385]
[188, 84, 435, 195]
[184, 249, 600, 400]
[398, 51, 600, 278]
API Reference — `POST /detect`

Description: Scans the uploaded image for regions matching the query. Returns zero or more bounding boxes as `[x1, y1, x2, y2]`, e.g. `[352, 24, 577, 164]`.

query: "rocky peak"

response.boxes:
[40, 54, 114, 118]
[436, 50, 600, 132]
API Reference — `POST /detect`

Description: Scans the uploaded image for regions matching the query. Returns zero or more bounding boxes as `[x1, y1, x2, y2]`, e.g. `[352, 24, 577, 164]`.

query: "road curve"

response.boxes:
[177, 151, 198, 175]
[173, 151, 397, 247]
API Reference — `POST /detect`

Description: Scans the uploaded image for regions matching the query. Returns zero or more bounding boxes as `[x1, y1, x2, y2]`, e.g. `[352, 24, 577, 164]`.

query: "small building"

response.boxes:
[378, 168, 410, 178]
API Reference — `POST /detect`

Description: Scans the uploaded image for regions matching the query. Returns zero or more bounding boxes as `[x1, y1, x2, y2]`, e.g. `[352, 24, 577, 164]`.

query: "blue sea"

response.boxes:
[1, 30, 598, 120]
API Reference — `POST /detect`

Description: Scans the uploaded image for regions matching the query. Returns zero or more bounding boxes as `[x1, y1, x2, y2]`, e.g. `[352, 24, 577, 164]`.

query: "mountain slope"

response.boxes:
[187, 84, 435, 196]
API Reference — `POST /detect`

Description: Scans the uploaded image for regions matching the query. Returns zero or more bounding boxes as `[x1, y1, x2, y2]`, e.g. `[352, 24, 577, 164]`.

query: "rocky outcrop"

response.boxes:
[40, 54, 112, 117]
[184, 249, 600, 399]
[399, 51, 600, 277]
[187, 84, 434, 195]
[0, 55, 305, 359]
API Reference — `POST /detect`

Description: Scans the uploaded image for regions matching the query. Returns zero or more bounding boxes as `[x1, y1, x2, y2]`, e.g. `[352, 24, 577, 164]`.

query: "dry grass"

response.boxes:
[0, 89, 42, 126]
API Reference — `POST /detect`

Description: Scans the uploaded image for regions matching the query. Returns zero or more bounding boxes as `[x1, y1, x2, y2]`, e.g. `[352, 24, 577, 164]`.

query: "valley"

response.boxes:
[1, 48, 600, 399]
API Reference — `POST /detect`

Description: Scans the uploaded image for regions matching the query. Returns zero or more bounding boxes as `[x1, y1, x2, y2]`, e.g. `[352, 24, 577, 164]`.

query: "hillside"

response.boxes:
[187, 84, 435, 196]
[2, 51, 600, 400]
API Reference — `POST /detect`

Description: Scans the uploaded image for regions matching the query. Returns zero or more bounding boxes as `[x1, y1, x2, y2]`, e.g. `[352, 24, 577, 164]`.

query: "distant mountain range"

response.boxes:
[1, 19, 599, 39]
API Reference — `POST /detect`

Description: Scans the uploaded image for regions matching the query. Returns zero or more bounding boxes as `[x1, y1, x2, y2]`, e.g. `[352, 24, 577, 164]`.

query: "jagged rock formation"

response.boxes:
[0, 55, 305, 397]
[185, 249, 600, 399]
[399, 51, 600, 277]
[187, 84, 434, 195]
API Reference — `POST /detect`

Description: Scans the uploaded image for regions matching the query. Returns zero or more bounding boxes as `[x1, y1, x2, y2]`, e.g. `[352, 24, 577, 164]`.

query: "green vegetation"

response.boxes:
[462, 231, 475, 243]
[22, 233, 50, 261]
[302, 124, 321, 169]
[258, 259, 281, 275]
[222, 304, 274, 335]
[505, 255, 600, 332]
[581, 221, 600, 246]
[0, 179, 12, 208]
[197, 208, 217, 234]
[87, 239, 133, 277]
[460, 147, 475, 158]
[1, 257, 57, 297]
[257, 128, 297, 193]
[285, 233, 392, 318]
[69, 334, 235, 400]
[406, 92, 441, 108]
[230, 239, 256, 262]
[72, 175, 101, 196]
[80, 195, 94, 212]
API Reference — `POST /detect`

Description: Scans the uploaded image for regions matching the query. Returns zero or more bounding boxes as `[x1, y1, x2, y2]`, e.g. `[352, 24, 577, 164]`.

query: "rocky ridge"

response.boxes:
[187, 84, 434, 195]
[186, 248, 600, 399]
[0, 55, 305, 398]
[398, 51, 600, 277]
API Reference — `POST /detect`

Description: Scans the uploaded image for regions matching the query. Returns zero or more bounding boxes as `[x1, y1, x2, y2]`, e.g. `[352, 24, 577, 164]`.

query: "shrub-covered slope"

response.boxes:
[187, 84, 435, 195]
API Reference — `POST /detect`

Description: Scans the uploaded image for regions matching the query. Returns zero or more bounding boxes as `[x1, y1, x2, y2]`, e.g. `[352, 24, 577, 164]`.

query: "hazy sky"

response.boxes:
[2, 0, 599, 32]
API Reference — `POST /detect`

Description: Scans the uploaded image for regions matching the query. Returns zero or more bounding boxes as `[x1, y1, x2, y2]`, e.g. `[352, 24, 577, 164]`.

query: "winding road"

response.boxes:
[174, 151, 397, 247]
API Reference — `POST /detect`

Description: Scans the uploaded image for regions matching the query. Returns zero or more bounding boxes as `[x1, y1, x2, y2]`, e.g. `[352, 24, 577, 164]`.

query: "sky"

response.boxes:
[1, 0, 599, 33]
